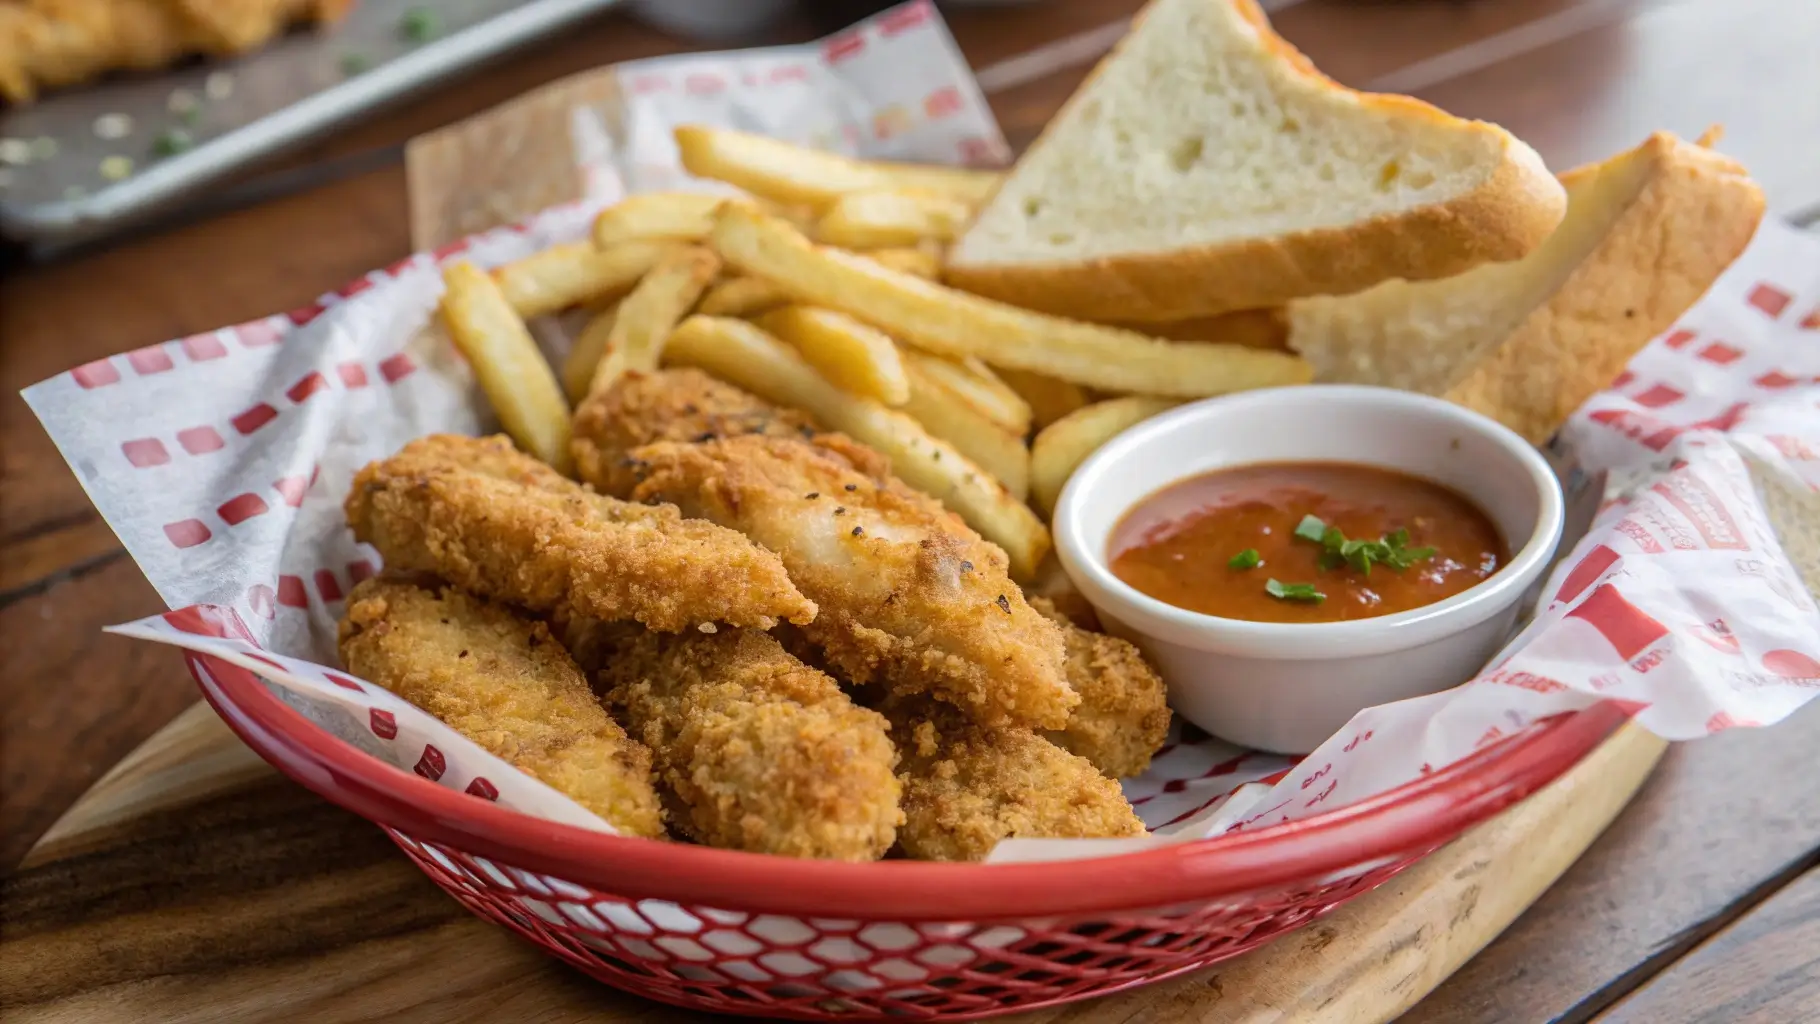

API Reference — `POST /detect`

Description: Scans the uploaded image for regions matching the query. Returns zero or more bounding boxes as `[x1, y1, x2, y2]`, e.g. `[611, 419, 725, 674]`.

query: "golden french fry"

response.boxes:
[589, 247, 721, 398]
[863, 247, 941, 279]
[707, 205, 1312, 397]
[675, 125, 1000, 207]
[699, 275, 790, 317]
[756, 305, 910, 406]
[490, 240, 672, 319]
[439, 262, 573, 472]
[898, 347, 1032, 435]
[591, 193, 754, 248]
[663, 315, 1050, 577]
[995, 367, 1090, 431]
[1110, 308, 1290, 350]
[562, 303, 618, 404]
[697, 251, 937, 317]
[814, 189, 973, 249]
[1030, 397, 1181, 516]
[901, 360, 1031, 501]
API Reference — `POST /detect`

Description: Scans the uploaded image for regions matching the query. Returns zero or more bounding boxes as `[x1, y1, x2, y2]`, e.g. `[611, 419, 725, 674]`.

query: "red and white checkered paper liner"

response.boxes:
[23, 0, 1820, 856]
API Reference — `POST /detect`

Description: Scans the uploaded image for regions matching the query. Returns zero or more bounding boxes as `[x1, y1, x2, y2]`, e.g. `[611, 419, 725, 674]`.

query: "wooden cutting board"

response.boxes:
[0, 54, 1675, 1024]
[0, 701, 1663, 1023]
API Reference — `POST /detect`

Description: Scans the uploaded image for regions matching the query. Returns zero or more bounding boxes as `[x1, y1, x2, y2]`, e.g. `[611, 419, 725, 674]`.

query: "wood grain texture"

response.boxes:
[0, 705, 1662, 1024]
[1596, 865, 1820, 1024]
[1404, 707, 1820, 1023]
[0, 561, 189, 872]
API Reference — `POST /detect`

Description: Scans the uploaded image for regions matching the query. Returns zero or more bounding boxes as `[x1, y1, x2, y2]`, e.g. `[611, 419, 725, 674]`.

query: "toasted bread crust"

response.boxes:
[944, 0, 1568, 321]
[1445, 133, 1765, 443]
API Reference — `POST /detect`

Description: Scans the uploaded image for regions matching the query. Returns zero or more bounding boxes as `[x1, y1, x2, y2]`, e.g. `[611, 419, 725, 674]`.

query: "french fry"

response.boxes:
[562, 303, 618, 404]
[755, 305, 910, 406]
[707, 205, 1313, 397]
[696, 251, 936, 317]
[1030, 397, 1181, 516]
[1110, 308, 1290, 350]
[588, 247, 721, 398]
[675, 125, 1000, 207]
[996, 367, 1090, 431]
[898, 347, 1032, 435]
[864, 247, 941, 279]
[663, 315, 1050, 577]
[490, 240, 671, 319]
[699, 275, 790, 317]
[439, 262, 573, 472]
[814, 189, 973, 249]
[901, 360, 1031, 501]
[591, 193, 753, 248]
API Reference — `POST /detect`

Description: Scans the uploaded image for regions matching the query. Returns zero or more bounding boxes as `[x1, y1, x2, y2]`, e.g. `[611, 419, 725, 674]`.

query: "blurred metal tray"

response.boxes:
[0, 0, 625, 248]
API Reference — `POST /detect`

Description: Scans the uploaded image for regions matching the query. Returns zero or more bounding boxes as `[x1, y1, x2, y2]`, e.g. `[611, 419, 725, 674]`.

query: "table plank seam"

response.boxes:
[1559, 844, 1820, 1023]
[4, 508, 103, 549]
[0, 548, 127, 611]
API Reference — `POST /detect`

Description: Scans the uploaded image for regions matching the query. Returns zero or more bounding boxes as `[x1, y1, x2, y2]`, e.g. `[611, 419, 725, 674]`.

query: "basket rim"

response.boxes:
[191, 650, 1628, 920]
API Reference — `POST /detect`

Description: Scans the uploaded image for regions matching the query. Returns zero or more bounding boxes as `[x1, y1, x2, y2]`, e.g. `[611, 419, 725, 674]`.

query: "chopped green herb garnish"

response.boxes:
[151, 128, 192, 157]
[340, 52, 370, 75]
[400, 8, 438, 42]
[1293, 517, 1439, 577]
[1383, 528, 1437, 567]
[1266, 578, 1325, 603]
[180, 105, 200, 126]
[1228, 548, 1260, 570]
[1293, 515, 1327, 543]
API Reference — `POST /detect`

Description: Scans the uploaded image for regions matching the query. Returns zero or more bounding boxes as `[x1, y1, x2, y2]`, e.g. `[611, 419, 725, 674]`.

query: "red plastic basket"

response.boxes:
[190, 649, 1626, 1020]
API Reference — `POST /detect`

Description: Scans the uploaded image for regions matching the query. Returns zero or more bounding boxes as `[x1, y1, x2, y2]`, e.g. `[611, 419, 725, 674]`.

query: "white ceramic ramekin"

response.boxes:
[1053, 385, 1566, 755]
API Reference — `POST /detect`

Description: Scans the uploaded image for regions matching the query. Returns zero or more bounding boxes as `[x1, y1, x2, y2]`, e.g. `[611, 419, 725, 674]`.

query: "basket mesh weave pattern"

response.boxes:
[392, 829, 1430, 1020]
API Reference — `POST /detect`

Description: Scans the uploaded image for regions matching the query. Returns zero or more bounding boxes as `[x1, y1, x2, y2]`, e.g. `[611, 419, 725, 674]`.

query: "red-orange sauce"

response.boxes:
[1109, 462, 1507, 624]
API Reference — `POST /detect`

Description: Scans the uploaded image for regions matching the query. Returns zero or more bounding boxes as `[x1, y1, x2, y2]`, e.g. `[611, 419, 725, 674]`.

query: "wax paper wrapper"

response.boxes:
[24, 0, 1820, 860]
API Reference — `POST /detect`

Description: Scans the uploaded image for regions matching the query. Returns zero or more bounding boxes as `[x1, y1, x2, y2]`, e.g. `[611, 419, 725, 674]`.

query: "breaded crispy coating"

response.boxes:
[338, 577, 664, 838]
[0, 0, 354, 104]
[344, 434, 815, 632]
[547, 601, 639, 677]
[632, 432, 1075, 730]
[572, 369, 816, 498]
[600, 628, 902, 860]
[1024, 555, 1103, 630]
[1029, 596, 1172, 779]
[881, 697, 1146, 862]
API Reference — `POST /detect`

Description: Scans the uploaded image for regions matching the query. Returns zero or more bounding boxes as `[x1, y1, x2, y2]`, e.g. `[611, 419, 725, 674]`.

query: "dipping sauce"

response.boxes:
[1109, 462, 1507, 624]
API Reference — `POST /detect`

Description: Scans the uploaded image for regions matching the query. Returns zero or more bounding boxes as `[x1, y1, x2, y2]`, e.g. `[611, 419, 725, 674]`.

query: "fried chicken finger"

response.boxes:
[1030, 596, 1172, 779]
[338, 577, 665, 838]
[883, 696, 1146, 862]
[345, 434, 815, 632]
[631, 433, 1075, 730]
[601, 628, 902, 860]
[571, 368, 816, 499]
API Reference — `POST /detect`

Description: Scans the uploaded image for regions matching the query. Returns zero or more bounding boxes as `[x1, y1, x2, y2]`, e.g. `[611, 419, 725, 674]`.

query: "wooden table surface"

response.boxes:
[3, 1, 1817, 1020]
